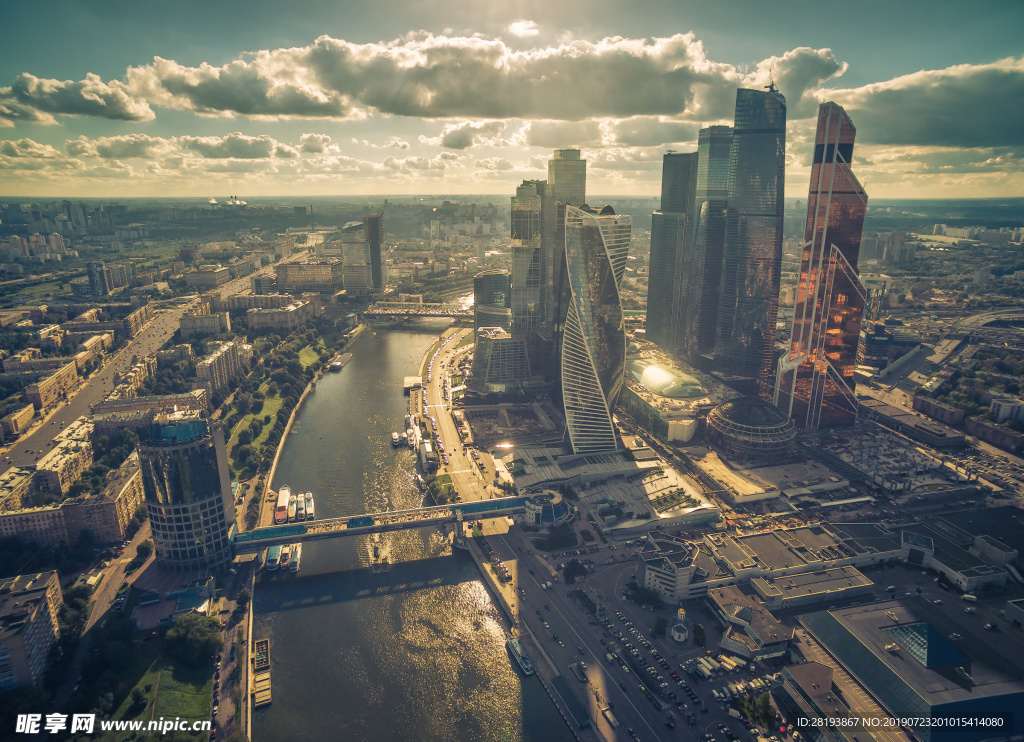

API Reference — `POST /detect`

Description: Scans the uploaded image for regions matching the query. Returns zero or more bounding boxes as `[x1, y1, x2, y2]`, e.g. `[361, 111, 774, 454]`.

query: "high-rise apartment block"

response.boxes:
[775, 102, 867, 428]
[138, 412, 235, 572]
[561, 205, 630, 454]
[0, 572, 62, 691]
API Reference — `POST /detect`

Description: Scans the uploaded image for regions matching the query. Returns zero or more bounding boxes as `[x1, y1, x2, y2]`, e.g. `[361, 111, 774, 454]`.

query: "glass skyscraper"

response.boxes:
[474, 269, 512, 333]
[646, 152, 696, 353]
[712, 87, 787, 398]
[681, 126, 733, 361]
[775, 102, 868, 428]
[511, 181, 545, 338]
[561, 205, 630, 454]
[363, 211, 385, 290]
[138, 411, 235, 572]
[545, 149, 587, 331]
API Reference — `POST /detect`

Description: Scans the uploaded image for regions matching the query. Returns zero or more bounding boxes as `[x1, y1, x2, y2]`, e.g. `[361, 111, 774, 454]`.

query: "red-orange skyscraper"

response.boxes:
[775, 102, 868, 428]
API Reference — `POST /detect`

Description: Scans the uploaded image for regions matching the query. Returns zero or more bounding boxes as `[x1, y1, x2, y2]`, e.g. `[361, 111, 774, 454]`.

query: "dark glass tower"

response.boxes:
[713, 87, 787, 397]
[363, 211, 385, 290]
[561, 205, 630, 454]
[138, 411, 234, 572]
[545, 149, 587, 332]
[474, 269, 512, 333]
[681, 126, 732, 361]
[775, 102, 868, 428]
[511, 181, 545, 338]
[646, 152, 696, 352]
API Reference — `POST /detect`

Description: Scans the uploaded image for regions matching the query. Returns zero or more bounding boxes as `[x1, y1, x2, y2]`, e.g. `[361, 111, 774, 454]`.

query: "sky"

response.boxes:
[1, 0, 1022, 199]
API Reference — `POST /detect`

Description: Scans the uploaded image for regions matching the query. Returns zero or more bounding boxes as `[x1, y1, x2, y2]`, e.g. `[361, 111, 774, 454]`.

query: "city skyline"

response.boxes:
[1, 0, 1022, 198]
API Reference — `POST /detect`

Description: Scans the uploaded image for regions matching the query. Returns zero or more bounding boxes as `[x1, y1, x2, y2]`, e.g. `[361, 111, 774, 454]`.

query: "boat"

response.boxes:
[305, 492, 314, 521]
[290, 543, 302, 573]
[404, 414, 413, 430]
[392, 432, 401, 447]
[279, 544, 292, 569]
[287, 491, 297, 522]
[506, 636, 535, 676]
[266, 544, 282, 571]
[296, 495, 306, 521]
[329, 353, 353, 372]
[274, 487, 290, 525]
[407, 428, 417, 449]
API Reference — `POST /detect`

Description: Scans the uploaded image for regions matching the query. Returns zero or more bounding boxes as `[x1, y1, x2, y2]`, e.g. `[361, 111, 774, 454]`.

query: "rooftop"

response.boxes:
[752, 566, 873, 601]
[0, 572, 58, 641]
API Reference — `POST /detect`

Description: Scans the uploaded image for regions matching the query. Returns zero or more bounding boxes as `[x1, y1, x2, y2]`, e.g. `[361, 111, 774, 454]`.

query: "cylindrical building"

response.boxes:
[137, 411, 235, 572]
[705, 397, 796, 462]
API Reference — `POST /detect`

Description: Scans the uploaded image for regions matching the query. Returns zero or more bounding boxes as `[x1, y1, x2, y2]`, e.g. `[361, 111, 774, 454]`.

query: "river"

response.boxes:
[252, 320, 573, 742]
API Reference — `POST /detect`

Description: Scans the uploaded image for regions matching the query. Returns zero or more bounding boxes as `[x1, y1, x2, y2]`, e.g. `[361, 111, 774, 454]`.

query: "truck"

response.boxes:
[704, 656, 721, 673]
[696, 665, 713, 680]
[698, 658, 716, 674]
[729, 709, 743, 720]
[962, 594, 978, 602]
[602, 708, 619, 729]
[719, 656, 738, 672]
[605, 653, 616, 663]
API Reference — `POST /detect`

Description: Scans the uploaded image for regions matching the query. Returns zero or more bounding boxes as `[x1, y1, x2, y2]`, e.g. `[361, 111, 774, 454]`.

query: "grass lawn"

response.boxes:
[226, 380, 285, 476]
[102, 645, 162, 737]
[153, 659, 214, 722]
[298, 344, 320, 369]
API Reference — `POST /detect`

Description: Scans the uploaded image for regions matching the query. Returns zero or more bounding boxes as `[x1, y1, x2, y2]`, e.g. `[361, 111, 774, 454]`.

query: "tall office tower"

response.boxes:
[681, 126, 733, 361]
[474, 269, 512, 333]
[561, 205, 630, 454]
[511, 181, 545, 337]
[137, 411, 235, 572]
[363, 211, 385, 290]
[544, 149, 587, 330]
[775, 102, 868, 428]
[646, 152, 697, 352]
[713, 87, 787, 397]
[87, 261, 110, 297]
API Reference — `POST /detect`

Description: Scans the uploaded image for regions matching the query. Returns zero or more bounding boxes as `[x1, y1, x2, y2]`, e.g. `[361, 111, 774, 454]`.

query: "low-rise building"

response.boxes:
[989, 394, 1024, 424]
[1, 405, 34, 439]
[0, 468, 33, 513]
[185, 264, 230, 289]
[246, 300, 318, 332]
[155, 344, 194, 368]
[276, 259, 343, 292]
[912, 395, 965, 426]
[25, 362, 79, 410]
[707, 585, 793, 661]
[91, 389, 208, 417]
[0, 571, 63, 691]
[61, 452, 143, 543]
[179, 303, 231, 340]
[34, 438, 93, 497]
[965, 416, 1024, 454]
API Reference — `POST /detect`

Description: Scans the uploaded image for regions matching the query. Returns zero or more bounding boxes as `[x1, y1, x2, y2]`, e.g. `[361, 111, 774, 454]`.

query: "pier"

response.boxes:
[252, 638, 272, 708]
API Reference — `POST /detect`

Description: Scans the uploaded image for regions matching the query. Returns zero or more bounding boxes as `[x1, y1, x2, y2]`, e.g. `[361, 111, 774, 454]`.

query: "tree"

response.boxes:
[164, 613, 223, 669]
[652, 616, 667, 638]
[136, 540, 153, 560]
[237, 588, 251, 607]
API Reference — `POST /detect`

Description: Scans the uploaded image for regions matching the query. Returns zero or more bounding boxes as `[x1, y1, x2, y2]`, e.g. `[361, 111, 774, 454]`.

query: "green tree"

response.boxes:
[652, 616, 667, 638]
[164, 613, 223, 669]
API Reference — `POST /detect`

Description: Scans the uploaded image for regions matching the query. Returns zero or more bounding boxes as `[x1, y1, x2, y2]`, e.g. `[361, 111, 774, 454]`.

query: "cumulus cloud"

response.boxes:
[600, 117, 699, 147]
[419, 120, 507, 149]
[63, 132, 304, 160]
[507, 20, 540, 38]
[474, 157, 513, 170]
[299, 133, 335, 153]
[176, 132, 295, 159]
[524, 120, 603, 148]
[0, 73, 153, 126]
[0, 33, 846, 125]
[827, 56, 1024, 148]
[0, 138, 65, 158]
[65, 133, 171, 159]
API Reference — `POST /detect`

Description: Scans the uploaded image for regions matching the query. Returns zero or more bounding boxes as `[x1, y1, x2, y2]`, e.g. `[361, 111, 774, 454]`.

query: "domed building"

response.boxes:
[671, 608, 692, 643]
[518, 490, 572, 529]
[706, 397, 796, 462]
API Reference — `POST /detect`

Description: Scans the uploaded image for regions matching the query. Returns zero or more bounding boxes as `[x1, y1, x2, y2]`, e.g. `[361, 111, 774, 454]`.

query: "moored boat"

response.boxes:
[305, 492, 314, 520]
[279, 544, 292, 569]
[290, 543, 302, 573]
[266, 544, 282, 571]
[506, 635, 535, 676]
[287, 491, 297, 522]
[297, 495, 306, 521]
[392, 431, 400, 446]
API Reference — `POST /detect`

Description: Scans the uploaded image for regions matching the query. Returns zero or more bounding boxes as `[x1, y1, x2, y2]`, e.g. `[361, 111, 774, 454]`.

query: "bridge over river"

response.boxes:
[231, 495, 531, 553]
[363, 301, 472, 319]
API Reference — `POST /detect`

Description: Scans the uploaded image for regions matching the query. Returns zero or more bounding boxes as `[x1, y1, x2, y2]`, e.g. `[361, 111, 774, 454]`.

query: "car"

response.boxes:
[984, 623, 997, 631]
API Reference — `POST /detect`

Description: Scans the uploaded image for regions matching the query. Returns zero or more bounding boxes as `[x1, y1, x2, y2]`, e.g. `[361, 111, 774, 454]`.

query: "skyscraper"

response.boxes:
[646, 152, 697, 352]
[681, 126, 733, 361]
[137, 411, 235, 572]
[545, 149, 587, 331]
[511, 181, 545, 338]
[474, 269, 512, 333]
[561, 205, 630, 455]
[87, 261, 111, 297]
[363, 211, 385, 290]
[713, 87, 787, 397]
[775, 102, 868, 429]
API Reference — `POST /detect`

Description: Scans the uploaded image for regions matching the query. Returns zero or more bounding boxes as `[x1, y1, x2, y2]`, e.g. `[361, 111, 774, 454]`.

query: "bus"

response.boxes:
[275, 488, 290, 524]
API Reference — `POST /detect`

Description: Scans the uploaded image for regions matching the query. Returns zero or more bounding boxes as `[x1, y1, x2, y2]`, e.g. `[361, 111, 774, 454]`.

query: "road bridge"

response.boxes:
[363, 301, 472, 318]
[231, 495, 530, 553]
[956, 308, 1024, 330]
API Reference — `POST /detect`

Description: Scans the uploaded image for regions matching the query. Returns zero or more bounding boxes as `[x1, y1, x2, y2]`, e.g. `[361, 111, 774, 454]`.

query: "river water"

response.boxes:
[252, 320, 572, 742]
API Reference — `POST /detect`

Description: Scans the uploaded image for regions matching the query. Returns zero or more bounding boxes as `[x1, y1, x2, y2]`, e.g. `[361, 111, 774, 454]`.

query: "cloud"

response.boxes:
[66, 133, 171, 159]
[826, 56, 1024, 148]
[600, 117, 699, 147]
[419, 120, 506, 149]
[748, 47, 847, 117]
[176, 132, 295, 159]
[508, 20, 540, 38]
[474, 157, 513, 170]
[299, 133, 335, 153]
[1, 34, 846, 125]
[0, 73, 153, 126]
[0, 138, 65, 158]
[524, 120, 603, 148]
